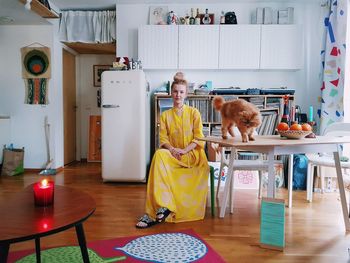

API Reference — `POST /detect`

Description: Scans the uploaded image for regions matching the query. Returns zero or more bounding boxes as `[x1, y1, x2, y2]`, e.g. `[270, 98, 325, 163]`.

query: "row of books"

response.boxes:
[209, 109, 278, 138]
[158, 96, 292, 123]
[256, 110, 279, 135]
[156, 95, 294, 149]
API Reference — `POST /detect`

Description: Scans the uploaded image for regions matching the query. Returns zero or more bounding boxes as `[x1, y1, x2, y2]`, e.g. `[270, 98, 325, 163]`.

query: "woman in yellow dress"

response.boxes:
[136, 75, 209, 228]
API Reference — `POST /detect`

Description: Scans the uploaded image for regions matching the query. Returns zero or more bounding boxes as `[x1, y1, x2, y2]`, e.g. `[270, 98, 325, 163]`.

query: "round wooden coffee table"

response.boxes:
[0, 184, 96, 263]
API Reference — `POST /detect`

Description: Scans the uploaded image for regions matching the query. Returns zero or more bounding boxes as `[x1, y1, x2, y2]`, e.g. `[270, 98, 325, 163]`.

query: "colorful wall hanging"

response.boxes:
[318, 0, 347, 133]
[21, 46, 51, 105]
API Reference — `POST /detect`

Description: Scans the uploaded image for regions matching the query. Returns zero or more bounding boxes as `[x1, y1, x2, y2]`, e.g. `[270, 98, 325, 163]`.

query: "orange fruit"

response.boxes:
[301, 123, 312, 131]
[277, 122, 289, 131]
[290, 123, 302, 131]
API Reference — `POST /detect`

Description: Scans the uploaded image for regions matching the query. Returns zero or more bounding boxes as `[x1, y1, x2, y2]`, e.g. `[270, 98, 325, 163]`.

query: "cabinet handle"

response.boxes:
[102, 105, 120, 108]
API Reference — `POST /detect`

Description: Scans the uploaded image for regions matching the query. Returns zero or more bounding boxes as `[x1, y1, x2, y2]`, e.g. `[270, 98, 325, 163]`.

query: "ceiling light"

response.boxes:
[0, 16, 15, 24]
[25, 0, 32, 10]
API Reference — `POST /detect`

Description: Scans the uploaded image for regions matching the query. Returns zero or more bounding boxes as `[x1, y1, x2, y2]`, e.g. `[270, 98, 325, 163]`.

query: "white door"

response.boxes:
[260, 25, 303, 69]
[101, 70, 146, 182]
[219, 25, 261, 69]
[138, 25, 178, 69]
[178, 25, 219, 69]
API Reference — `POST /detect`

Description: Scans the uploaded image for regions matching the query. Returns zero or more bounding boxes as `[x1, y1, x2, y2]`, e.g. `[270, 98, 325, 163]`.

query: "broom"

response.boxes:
[40, 116, 56, 175]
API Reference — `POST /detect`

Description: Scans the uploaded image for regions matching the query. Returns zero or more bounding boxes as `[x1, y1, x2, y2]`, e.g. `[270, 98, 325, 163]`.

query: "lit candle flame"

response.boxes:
[41, 179, 48, 187]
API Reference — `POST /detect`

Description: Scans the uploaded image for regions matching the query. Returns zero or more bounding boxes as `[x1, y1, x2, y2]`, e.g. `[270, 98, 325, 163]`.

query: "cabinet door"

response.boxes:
[219, 25, 261, 69]
[138, 25, 178, 69]
[88, 115, 101, 162]
[178, 25, 219, 69]
[260, 25, 302, 70]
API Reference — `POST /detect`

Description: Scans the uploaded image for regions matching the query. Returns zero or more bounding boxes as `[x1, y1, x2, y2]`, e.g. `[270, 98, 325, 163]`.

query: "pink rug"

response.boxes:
[8, 229, 225, 262]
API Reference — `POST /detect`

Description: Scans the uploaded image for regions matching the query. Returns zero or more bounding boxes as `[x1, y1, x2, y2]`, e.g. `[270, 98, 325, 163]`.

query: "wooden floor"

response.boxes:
[1, 162, 350, 262]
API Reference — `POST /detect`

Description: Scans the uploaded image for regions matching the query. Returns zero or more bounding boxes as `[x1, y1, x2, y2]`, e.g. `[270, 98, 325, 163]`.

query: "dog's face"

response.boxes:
[238, 111, 261, 128]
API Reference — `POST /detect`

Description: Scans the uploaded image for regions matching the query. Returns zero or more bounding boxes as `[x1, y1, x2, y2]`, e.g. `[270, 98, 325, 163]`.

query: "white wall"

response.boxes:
[77, 54, 115, 159]
[0, 24, 114, 166]
[0, 24, 63, 169]
[0, 1, 326, 168]
[116, 1, 324, 116]
[51, 19, 64, 169]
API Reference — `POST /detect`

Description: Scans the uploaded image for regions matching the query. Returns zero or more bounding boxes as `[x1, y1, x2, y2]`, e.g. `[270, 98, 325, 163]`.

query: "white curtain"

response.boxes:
[59, 10, 116, 43]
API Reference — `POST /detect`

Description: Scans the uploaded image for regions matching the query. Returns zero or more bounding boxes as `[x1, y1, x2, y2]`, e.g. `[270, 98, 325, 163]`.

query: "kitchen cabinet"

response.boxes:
[178, 25, 219, 69]
[260, 25, 303, 69]
[219, 25, 261, 69]
[138, 25, 178, 69]
[88, 115, 101, 162]
[138, 25, 302, 70]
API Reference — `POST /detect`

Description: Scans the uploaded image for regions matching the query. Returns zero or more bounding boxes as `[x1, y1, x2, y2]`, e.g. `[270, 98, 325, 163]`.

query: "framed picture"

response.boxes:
[149, 6, 168, 25]
[93, 65, 111, 87]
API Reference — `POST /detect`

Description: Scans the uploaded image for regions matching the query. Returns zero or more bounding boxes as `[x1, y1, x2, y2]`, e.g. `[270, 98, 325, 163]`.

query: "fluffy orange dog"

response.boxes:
[213, 96, 262, 142]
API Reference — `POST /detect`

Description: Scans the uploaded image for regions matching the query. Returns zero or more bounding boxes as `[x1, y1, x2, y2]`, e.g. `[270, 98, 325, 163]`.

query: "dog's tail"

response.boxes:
[213, 96, 225, 111]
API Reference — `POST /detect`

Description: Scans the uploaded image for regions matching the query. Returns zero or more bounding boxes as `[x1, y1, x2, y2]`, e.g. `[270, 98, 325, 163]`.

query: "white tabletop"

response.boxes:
[200, 135, 350, 230]
[201, 135, 350, 148]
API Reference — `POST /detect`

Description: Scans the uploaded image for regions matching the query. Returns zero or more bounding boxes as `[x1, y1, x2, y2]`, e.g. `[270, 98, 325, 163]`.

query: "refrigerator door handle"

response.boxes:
[102, 104, 120, 108]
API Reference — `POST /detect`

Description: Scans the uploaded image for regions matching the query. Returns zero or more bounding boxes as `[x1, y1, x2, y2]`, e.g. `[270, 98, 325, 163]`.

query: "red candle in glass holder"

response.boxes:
[33, 179, 54, 206]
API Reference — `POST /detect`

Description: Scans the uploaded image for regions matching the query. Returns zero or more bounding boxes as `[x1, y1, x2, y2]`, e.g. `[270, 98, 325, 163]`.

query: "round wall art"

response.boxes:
[24, 50, 49, 76]
[21, 46, 51, 105]
[21, 46, 51, 79]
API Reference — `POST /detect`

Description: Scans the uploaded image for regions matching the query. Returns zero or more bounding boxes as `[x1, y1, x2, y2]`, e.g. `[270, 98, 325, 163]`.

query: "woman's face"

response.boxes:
[171, 84, 187, 106]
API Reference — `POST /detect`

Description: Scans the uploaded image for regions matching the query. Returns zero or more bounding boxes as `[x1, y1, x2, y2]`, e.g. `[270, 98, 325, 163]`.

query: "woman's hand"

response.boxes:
[170, 148, 186, 160]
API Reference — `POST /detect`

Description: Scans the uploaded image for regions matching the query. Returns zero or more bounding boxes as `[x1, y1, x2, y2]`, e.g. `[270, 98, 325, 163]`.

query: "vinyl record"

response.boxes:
[23, 50, 49, 76]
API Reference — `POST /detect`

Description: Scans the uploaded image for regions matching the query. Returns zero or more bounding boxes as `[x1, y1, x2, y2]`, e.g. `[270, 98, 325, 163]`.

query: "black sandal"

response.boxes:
[156, 207, 171, 223]
[135, 214, 158, 229]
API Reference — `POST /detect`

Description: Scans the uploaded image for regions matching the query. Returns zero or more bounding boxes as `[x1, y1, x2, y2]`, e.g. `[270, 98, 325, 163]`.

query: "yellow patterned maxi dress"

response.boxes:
[145, 105, 209, 223]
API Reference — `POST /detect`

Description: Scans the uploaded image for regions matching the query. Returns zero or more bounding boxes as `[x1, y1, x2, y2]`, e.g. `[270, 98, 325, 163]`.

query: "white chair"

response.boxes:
[306, 122, 350, 202]
[216, 147, 269, 218]
[216, 147, 265, 199]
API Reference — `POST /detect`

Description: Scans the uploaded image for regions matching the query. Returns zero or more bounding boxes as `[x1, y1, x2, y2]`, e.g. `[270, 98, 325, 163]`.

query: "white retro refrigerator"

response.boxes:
[101, 70, 149, 182]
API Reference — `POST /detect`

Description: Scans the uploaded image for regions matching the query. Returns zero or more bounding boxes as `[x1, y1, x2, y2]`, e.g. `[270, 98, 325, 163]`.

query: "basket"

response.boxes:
[277, 130, 312, 139]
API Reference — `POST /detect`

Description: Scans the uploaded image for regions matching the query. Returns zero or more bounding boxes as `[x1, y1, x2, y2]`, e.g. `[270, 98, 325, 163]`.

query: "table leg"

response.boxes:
[267, 149, 275, 198]
[35, 238, 41, 263]
[333, 148, 350, 231]
[219, 152, 235, 218]
[287, 154, 294, 208]
[0, 243, 9, 263]
[75, 223, 90, 263]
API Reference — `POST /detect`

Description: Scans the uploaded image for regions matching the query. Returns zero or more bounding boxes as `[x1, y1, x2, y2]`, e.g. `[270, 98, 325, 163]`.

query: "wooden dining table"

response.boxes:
[200, 135, 350, 230]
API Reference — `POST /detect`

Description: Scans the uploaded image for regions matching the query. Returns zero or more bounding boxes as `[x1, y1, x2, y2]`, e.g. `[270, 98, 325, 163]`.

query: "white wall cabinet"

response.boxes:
[138, 25, 178, 69]
[178, 25, 219, 69]
[138, 25, 302, 70]
[219, 25, 261, 69]
[260, 25, 303, 69]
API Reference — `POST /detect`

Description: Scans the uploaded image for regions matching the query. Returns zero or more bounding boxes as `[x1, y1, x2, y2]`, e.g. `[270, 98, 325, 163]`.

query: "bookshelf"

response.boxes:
[153, 94, 295, 153]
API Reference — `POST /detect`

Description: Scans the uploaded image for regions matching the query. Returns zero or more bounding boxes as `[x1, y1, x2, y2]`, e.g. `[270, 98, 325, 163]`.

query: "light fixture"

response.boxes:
[0, 16, 15, 24]
[25, 0, 32, 10]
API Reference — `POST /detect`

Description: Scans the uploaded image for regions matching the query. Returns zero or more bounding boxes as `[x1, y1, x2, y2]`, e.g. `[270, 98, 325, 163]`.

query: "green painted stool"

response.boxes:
[209, 165, 215, 217]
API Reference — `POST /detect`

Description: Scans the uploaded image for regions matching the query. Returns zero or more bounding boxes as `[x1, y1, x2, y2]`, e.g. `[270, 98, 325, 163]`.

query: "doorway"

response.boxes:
[63, 49, 77, 165]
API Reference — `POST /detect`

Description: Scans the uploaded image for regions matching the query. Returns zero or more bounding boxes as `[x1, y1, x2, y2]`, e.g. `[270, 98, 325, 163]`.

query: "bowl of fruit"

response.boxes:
[276, 123, 313, 139]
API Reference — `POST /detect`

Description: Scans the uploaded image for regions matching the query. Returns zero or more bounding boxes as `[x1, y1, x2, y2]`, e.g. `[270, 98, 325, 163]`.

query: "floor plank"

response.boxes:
[1, 162, 350, 262]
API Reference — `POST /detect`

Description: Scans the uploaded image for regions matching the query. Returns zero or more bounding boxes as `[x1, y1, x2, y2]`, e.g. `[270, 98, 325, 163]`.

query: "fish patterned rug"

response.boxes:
[8, 229, 226, 262]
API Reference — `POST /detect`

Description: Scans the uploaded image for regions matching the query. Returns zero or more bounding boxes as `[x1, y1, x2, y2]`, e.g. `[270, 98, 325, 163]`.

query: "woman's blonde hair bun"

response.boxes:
[173, 72, 185, 81]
